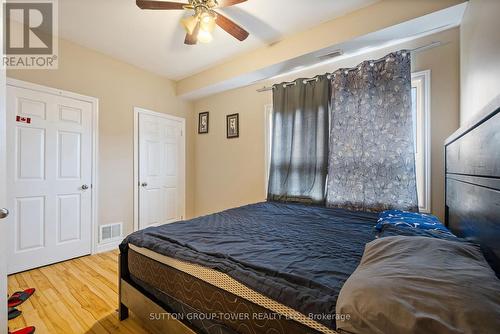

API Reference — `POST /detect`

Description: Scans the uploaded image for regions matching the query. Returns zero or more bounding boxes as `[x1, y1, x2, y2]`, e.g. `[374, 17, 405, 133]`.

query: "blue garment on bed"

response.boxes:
[376, 210, 450, 232]
[121, 202, 380, 329]
[375, 210, 459, 242]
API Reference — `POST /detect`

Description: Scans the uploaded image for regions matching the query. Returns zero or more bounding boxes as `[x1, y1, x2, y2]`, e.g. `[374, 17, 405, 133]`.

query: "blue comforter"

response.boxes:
[120, 201, 379, 329]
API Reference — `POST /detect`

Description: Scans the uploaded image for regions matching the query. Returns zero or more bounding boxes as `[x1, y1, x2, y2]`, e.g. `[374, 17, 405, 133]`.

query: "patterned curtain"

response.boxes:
[268, 76, 330, 204]
[326, 51, 418, 212]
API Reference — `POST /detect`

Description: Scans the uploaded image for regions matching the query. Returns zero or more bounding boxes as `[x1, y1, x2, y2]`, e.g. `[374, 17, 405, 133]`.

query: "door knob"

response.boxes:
[81, 184, 89, 190]
[0, 208, 9, 219]
[141, 182, 148, 187]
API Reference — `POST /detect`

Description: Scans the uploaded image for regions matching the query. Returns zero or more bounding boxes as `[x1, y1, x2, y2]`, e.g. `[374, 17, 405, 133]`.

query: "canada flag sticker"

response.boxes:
[16, 116, 31, 124]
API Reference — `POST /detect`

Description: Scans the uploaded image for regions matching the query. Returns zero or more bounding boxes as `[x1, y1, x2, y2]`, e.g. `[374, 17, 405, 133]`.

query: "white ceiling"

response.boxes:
[58, 0, 378, 80]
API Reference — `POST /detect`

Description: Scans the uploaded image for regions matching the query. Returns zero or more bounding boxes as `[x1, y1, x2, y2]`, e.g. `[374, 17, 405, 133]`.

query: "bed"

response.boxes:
[119, 101, 500, 334]
[119, 202, 379, 334]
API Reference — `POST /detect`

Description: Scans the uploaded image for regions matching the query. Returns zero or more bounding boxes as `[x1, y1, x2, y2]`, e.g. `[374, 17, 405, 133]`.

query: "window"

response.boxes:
[265, 70, 430, 212]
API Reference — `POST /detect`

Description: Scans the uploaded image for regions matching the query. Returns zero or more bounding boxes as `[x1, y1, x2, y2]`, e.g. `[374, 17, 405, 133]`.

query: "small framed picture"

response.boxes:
[198, 112, 209, 134]
[226, 113, 239, 139]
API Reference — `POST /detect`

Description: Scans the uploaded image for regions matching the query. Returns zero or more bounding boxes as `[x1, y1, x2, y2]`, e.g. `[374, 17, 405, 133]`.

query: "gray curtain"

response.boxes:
[267, 76, 330, 204]
[326, 51, 418, 212]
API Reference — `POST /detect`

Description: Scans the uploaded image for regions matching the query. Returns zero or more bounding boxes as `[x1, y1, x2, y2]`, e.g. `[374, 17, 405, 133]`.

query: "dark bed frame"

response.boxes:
[445, 96, 500, 278]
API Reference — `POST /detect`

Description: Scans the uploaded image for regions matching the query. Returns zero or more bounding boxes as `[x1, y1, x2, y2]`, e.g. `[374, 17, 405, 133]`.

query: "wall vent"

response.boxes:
[100, 223, 123, 243]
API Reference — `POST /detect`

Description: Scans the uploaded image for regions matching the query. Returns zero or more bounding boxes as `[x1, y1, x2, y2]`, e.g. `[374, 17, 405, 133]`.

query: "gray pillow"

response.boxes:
[336, 236, 500, 334]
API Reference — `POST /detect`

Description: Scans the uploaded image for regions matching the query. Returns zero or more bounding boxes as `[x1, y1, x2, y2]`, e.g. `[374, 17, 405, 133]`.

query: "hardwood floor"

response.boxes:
[8, 250, 150, 334]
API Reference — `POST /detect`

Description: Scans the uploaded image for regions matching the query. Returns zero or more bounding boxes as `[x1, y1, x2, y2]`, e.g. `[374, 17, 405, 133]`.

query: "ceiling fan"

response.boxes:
[136, 0, 250, 45]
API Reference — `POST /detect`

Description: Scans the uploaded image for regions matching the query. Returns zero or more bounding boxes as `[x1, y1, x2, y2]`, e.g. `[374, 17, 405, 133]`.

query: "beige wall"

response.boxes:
[7, 38, 195, 236]
[460, 0, 500, 125]
[194, 28, 460, 221]
[5, 25, 463, 234]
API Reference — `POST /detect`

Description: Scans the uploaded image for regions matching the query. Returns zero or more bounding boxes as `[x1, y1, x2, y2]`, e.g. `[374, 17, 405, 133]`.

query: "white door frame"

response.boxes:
[133, 107, 186, 232]
[6, 78, 100, 254]
[411, 70, 432, 213]
[1, 1, 8, 327]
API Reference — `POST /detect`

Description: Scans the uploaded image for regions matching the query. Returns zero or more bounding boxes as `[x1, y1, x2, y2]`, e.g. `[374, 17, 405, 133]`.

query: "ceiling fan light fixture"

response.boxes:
[199, 12, 216, 32]
[136, 0, 249, 45]
[181, 14, 199, 35]
[197, 29, 213, 43]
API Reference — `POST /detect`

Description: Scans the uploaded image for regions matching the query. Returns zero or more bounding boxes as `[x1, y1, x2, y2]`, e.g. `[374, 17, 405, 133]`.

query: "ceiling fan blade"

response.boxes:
[216, 0, 247, 8]
[215, 12, 249, 41]
[184, 22, 200, 45]
[136, 0, 187, 10]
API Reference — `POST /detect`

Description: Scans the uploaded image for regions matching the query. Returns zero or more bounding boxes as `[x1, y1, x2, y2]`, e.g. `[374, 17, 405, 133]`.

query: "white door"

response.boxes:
[6, 84, 93, 274]
[138, 112, 185, 230]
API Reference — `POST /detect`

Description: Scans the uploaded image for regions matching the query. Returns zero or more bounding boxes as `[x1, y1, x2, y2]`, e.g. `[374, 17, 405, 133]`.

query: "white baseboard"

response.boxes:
[95, 238, 124, 254]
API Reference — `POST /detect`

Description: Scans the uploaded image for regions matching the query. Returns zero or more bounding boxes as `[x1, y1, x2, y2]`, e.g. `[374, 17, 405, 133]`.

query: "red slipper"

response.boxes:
[8, 289, 36, 308]
[9, 326, 35, 334]
[8, 308, 21, 320]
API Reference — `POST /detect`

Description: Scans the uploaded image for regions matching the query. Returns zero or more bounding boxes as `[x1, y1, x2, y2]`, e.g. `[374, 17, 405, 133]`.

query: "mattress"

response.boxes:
[121, 201, 380, 331]
[128, 245, 336, 334]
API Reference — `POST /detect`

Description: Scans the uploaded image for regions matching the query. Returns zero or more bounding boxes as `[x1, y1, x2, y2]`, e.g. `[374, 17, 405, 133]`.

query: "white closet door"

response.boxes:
[138, 112, 184, 230]
[6, 85, 93, 274]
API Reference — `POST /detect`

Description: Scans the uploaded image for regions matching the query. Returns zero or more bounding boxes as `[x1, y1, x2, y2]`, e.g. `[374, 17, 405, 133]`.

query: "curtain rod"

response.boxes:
[256, 41, 443, 93]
